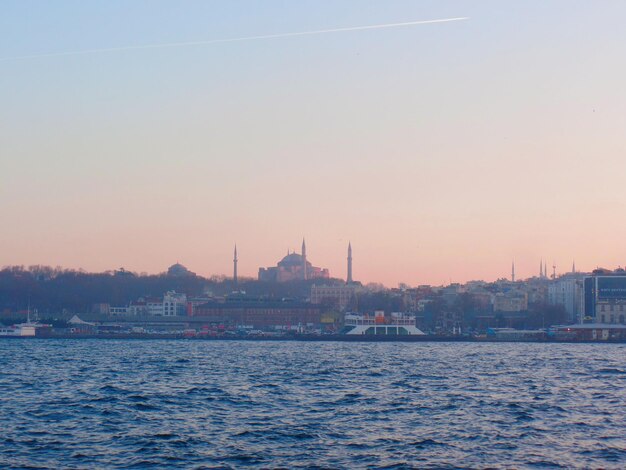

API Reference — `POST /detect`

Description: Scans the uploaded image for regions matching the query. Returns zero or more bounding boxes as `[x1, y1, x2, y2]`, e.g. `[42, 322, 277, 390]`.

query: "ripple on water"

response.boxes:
[2, 340, 626, 469]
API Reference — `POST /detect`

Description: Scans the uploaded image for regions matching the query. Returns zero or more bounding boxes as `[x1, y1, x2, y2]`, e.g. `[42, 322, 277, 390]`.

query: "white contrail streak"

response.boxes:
[0, 17, 468, 62]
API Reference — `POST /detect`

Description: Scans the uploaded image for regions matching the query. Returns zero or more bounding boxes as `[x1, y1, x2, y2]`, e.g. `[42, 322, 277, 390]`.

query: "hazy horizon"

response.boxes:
[3, 1, 626, 286]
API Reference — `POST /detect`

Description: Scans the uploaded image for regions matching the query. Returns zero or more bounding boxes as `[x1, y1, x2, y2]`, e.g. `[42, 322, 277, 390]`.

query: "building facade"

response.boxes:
[310, 284, 357, 310]
[194, 296, 322, 329]
[493, 291, 528, 312]
[548, 275, 584, 323]
[584, 271, 626, 324]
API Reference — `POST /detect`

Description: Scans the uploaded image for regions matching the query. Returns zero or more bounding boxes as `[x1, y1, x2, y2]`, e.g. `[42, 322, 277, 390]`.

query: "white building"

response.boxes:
[146, 298, 164, 316]
[109, 306, 129, 316]
[126, 292, 188, 316]
[163, 291, 187, 316]
[548, 276, 584, 323]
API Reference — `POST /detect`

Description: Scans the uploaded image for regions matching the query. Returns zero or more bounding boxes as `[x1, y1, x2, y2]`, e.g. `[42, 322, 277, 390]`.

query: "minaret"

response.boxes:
[347, 242, 353, 284]
[539, 260, 543, 279]
[511, 260, 515, 282]
[302, 238, 307, 280]
[552, 262, 556, 280]
[572, 260, 576, 273]
[233, 244, 238, 287]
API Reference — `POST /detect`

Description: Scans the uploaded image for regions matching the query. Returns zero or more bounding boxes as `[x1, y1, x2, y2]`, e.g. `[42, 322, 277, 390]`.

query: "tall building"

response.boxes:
[302, 238, 307, 280]
[233, 245, 238, 286]
[584, 269, 626, 323]
[347, 242, 353, 284]
[548, 275, 584, 323]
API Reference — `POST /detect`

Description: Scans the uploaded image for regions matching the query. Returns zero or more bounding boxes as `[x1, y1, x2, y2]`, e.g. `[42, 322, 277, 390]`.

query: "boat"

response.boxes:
[0, 303, 44, 337]
[0, 323, 37, 337]
[344, 311, 425, 335]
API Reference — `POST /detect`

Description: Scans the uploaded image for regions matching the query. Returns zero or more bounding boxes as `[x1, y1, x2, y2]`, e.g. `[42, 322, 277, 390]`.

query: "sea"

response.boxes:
[1, 340, 626, 469]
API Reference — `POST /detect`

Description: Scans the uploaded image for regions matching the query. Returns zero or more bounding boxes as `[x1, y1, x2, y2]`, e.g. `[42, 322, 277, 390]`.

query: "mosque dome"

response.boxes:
[167, 263, 193, 276]
[277, 253, 311, 268]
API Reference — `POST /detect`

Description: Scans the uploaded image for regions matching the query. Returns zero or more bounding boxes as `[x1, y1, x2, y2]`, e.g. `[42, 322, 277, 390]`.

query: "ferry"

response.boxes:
[0, 323, 37, 337]
[344, 311, 425, 336]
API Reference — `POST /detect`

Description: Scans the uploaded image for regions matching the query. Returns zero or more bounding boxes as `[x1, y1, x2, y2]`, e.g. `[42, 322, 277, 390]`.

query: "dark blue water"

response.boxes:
[2, 340, 626, 468]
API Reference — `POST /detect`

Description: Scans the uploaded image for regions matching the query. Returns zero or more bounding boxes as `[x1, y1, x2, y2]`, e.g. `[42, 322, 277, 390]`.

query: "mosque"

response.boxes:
[257, 239, 330, 282]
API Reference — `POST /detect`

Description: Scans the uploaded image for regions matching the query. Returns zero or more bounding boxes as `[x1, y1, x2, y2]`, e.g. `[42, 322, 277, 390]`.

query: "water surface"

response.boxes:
[1, 340, 626, 468]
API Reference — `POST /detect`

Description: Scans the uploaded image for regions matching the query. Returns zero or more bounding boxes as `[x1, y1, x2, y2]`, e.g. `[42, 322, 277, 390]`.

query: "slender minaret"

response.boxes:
[512, 260, 515, 282]
[233, 244, 238, 287]
[572, 260, 576, 273]
[302, 238, 308, 280]
[347, 242, 353, 284]
[539, 260, 543, 279]
[552, 262, 556, 280]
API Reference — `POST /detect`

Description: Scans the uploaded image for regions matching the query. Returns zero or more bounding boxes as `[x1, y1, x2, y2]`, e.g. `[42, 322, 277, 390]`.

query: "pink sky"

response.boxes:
[2, 2, 626, 286]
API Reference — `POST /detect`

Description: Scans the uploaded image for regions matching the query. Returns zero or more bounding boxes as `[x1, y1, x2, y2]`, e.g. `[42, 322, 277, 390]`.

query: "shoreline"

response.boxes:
[2, 334, 626, 343]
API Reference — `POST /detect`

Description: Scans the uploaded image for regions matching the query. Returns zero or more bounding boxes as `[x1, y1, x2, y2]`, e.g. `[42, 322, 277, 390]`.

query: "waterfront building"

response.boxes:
[187, 296, 214, 316]
[128, 300, 147, 316]
[554, 323, 626, 341]
[583, 269, 626, 323]
[146, 298, 164, 316]
[258, 239, 329, 282]
[194, 295, 322, 329]
[121, 292, 190, 317]
[109, 306, 129, 316]
[163, 291, 187, 316]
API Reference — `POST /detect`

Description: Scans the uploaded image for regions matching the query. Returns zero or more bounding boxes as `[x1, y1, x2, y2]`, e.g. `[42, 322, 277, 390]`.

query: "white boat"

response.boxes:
[0, 304, 41, 337]
[344, 311, 425, 335]
[0, 323, 37, 337]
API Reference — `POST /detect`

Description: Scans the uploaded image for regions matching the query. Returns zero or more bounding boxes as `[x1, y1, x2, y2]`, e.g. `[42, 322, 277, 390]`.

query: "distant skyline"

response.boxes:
[2, 1, 626, 286]
[3, 243, 621, 288]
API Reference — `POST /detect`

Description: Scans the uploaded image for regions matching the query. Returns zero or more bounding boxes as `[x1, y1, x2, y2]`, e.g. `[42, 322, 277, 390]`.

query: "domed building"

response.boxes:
[258, 239, 329, 282]
[167, 263, 195, 277]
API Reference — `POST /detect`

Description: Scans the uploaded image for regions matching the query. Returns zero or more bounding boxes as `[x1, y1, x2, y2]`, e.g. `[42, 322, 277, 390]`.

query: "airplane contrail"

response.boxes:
[0, 17, 468, 62]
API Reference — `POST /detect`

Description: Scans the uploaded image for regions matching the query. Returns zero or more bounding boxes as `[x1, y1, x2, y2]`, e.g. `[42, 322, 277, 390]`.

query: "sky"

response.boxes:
[2, 1, 626, 286]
